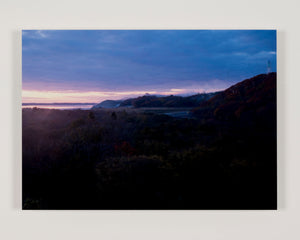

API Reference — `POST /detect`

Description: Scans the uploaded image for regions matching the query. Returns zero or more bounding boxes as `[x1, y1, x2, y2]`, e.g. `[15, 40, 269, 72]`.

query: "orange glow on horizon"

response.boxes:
[22, 88, 222, 103]
[22, 90, 153, 103]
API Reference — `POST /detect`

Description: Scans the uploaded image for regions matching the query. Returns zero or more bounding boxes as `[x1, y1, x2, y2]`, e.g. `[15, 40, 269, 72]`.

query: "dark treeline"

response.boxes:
[115, 92, 218, 108]
[22, 73, 277, 209]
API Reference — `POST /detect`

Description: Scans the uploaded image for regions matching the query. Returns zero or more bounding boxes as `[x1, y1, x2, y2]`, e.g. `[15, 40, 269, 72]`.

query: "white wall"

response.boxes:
[0, 0, 300, 239]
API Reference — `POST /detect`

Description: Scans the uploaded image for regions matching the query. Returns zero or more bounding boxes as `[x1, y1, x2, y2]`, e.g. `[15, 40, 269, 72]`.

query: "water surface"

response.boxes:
[22, 104, 94, 110]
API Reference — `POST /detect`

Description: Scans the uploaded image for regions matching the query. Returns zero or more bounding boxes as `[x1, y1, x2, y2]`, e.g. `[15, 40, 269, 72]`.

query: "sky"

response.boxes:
[22, 30, 276, 103]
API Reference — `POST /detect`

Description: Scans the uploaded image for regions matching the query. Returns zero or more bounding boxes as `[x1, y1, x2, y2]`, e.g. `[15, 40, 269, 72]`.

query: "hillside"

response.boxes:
[192, 72, 276, 123]
[92, 100, 123, 109]
[120, 93, 219, 108]
[92, 92, 219, 109]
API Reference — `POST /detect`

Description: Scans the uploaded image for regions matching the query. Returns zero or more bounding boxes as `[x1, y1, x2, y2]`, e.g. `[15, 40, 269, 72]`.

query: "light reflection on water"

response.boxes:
[22, 104, 94, 110]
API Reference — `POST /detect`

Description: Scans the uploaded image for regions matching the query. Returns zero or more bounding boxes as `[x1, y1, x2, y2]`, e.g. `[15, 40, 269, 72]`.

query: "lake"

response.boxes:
[22, 104, 94, 110]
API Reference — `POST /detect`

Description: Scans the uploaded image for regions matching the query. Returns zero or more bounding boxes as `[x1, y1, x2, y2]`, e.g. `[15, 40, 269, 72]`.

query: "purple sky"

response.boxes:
[22, 30, 276, 103]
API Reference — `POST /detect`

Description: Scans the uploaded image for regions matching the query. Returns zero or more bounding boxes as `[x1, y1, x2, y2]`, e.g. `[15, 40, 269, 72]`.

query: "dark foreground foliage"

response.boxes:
[22, 74, 277, 209]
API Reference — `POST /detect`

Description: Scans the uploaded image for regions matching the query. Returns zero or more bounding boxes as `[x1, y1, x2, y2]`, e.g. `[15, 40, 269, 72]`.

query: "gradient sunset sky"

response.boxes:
[22, 30, 276, 103]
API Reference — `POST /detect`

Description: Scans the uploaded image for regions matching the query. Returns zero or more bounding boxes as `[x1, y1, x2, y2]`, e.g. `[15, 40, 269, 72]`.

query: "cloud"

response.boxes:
[22, 30, 277, 98]
[246, 50, 277, 60]
[22, 30, 49, 39]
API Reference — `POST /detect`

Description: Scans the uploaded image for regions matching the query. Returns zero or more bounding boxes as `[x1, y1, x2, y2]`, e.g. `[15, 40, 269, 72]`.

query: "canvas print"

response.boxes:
[22, 30, 277, 210]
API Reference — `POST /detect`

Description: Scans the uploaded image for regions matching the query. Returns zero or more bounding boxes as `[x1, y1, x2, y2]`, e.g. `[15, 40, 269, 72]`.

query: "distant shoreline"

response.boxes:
[22, 103, 96, 106]
[22, 103, 95, 110]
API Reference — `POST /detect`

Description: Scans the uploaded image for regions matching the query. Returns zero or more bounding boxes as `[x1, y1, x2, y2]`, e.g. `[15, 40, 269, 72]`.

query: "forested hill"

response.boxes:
[119, 93, 218, 108]
[92, 100, 123, 109]
[192, 72, 277, 122]
[93, 92, 219, 109]
[92, 72, 276, 115]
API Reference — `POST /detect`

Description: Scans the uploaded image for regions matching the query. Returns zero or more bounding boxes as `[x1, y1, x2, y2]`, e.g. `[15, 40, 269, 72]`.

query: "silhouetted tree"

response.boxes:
[111, 111, 117, 120]
[88, 111, 95, 120]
